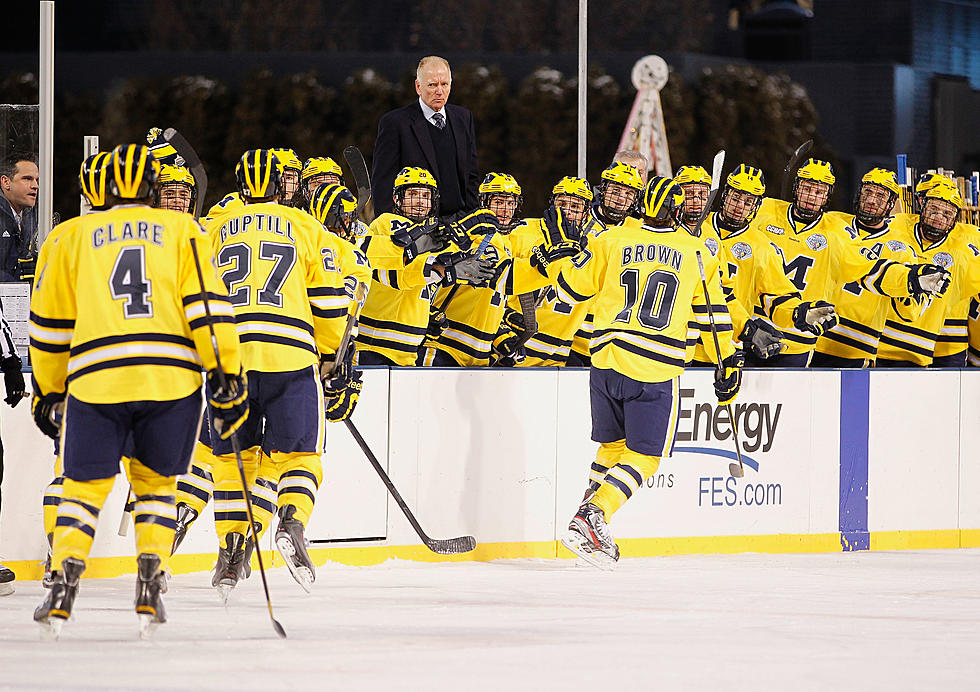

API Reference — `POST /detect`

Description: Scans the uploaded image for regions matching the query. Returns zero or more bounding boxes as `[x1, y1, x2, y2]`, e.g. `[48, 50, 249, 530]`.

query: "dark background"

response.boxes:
[1, 0, 978, 219]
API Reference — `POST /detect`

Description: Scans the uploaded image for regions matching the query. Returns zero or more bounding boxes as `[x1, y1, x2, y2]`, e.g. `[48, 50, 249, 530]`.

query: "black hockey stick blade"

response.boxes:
[343, 145, 373, 223]
[163, 128, 209, 217]
[344, 419, 476, 555]
[780, 139, 813, 201]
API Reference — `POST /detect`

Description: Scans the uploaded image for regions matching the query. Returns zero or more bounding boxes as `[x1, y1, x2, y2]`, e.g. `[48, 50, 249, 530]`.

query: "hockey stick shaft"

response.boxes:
[344, 418, 476, 555]
[695, 251, 745, 478]
[117, 486, 134, 537]
[343, 146, 373, 223]
[188, 237, 286, 639]
[780, 139, 813, 201]
[164, 128, 209, 218]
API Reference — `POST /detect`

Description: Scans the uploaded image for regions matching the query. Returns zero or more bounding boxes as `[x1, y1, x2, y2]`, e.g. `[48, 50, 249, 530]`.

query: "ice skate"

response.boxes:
[212, 532, 246, 604]
[0, 563, 14, 596]
[34, 557, 85, 640]
[275, 505, 315, 593]
[170, 502, 199, 555]
[561, 501, 620, 571]
[135, 553, 167, 639]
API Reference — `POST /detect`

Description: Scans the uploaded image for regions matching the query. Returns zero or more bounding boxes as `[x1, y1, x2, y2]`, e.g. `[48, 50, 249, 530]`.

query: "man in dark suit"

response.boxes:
[371, 56, 479, 217]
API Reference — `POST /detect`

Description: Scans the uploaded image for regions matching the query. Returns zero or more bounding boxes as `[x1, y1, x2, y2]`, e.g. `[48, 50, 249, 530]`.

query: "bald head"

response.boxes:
[416, 56, 452, 111]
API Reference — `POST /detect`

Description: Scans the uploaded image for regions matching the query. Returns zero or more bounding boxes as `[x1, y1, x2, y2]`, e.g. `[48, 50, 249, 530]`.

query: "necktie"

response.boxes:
[432, 112, 445, 130]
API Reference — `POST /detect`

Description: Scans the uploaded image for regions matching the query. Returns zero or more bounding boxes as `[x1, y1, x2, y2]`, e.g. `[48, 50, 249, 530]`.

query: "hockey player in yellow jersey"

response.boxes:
[270, 147, 303, 205]
[299, 156, 343, 208]
[552, 177, 741, 568]
[753, 158, 947, 366]
[877, 182, 976, 367]
[969, 298, 980, 367]
[356, 167, 495, 366]
[813, 168, 921, 367]
[509, 176, 594, 260]
[674, 164, 713, 235]
[204, 149, 352, 597]
[30, 143, 245, 637]
[155, 164, 197, 215]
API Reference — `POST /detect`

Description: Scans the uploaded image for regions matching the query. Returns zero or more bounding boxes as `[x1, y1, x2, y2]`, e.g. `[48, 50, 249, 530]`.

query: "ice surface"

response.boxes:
[2, 549, 980, 691]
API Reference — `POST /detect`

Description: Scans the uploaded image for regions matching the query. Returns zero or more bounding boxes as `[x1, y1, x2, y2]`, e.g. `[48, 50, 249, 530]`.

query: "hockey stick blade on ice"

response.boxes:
[163, 128, 209, 218]
[343, 145, 373, 223]
[344, 419, 476, 554]
[780, 139, 813, 201]
[695, 250, 746, 479]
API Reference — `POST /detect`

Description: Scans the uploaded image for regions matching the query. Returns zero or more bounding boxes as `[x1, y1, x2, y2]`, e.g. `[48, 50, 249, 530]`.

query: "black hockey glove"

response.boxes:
[542, 206, 583, 247]
[502, 307, 526, 335]
[491, 327, 526, 367]
[713, 351, 744, 406]
[792, 300, 838, 336]
[207, 370, 249, 439]
[739, 318, 785, 360]
[427, 300, 451, 338]
[436, 251, 497, 286]
[908, 263, 951, 298]
[435, 209, 499, 251]
[1, 355, 25, 407]
[391, 218, 447, 264]
[32, 390, 65, 440]
[529, 242, 581, 277]
[324, 370, 362, 422]
[320, 345, 356, 391]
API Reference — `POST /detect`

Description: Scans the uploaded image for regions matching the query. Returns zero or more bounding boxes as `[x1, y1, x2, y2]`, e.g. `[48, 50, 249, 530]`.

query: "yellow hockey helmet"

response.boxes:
[915, 172, 948, 195]
[310, 183, 358, 242]
[551, 176, 594, 202]
[108, 143, 160, 202]
[796, 158, 835, 185]
[479, 171, 522, 197]
[301, 156, 344, 200]
[78, 151, 112, 211]
[854, 168, 900, 225]
[920, 180, 963, 240]
[641, 176, 685, 226]
[862, 167, 901, 197]
[601, 161, 644, 191]
[270, 147, 302, 174]
[727, 164, 766, 196]
[235, 149, 281, 201]
[673, 165, 713, 187]
[157, 164, 198, 214]
[793, 158, 835, 221]
[394, 167, 439, 220]
[718, 164, 766, 232]
[924, 180, 963, 209]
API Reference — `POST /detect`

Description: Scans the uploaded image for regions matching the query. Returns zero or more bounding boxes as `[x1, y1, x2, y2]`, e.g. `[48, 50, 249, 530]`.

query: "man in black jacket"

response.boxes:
[371, 56, 479, 217]
[0, 153, 39, 283]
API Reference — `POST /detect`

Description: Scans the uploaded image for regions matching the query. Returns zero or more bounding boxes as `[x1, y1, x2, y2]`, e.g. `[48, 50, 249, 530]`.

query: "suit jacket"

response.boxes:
[0, 195, 36, 283]
[371, 102, 479, 216]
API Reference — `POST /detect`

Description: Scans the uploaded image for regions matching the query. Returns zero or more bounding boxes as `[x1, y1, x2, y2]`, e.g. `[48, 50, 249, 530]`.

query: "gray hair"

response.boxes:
[417, 56, 452, 83]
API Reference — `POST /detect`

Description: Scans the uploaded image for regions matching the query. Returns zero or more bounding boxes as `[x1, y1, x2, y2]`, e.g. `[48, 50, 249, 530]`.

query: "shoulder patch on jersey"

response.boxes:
[886, 240, 907, 253]
[766, 224, 785, 235]
[731, 241, 753, 260]
[932, 251, 954, 269]
[805, 233, 828, 251]
[704, 237, 719, 256]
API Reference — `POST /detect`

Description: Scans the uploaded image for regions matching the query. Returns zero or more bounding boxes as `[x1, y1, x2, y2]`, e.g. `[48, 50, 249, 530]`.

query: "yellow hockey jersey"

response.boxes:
[814, 212, 920, 360]
[354, 213, 444, 365]
[968, 297, 980, 367]
[205, 192, 245, 221]
[30, 206, 241, 404]
[553, 216, 735, 383]
[933, 222, 980, 360]
[207, 202, 347, 373]
[752, 199, 913, 355]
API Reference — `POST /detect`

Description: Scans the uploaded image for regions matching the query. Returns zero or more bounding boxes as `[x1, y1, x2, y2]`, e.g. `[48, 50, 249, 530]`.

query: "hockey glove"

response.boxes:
[320, 345, 356, 391]
[908, 263, 951, 297]
[17, 256, 36, 283]
[529, 242, 581, 277]
[713, 351, 744, 406]
[207, 370, 249, 439]
[436, 209, 499, 251]
[427, 302, 451, 338]
[324, 370, 362, 422]
[1, 355, 25, 407]
[739, 318, 785, 360]
[502, 307, 527, 335]
[542, 206, 583, 247]
[491, 328, 526, 367]
[436, 251, 497, 286]
[792, 300, 838, 336]
[32, 391, 65, 440]
[391, 218, 446, 264]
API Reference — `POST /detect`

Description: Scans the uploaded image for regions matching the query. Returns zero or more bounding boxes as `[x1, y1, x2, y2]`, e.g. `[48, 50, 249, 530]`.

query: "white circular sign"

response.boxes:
[631, 55, 669, 91]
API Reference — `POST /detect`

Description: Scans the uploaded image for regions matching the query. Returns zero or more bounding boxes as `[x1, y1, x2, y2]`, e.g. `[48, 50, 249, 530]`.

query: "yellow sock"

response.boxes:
[128, 459, 178, 571]
[249, 451, 280, 541]
[52, 476, 114, 571]
[212, 448, 259, 542]
[42, 475, 65, 539]
[592, 446, 661, 521]
[175, 443, 217, 516]
[274, 451, 322, 526]
[587, 440, 626, 493]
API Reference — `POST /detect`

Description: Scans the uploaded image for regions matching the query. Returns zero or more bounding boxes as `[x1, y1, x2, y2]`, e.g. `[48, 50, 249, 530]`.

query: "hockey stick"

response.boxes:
[117, 487, 134, 537]
[188, 236, 286, 639]
[695, 250, 745, 479]
[343, 145, 373, 224]
[780, 139, 813, 201]
[163, 128, 209, 218]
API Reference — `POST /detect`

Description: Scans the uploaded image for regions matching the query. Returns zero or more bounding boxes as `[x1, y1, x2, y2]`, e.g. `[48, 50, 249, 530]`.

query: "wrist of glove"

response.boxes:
[436, 251, 497, 286]
[427, 305, 449, 338]
[792, 300, 838, 336]
[491, 329, 525, 367]
[530, 242, 580, 276]
[324, 370, 362, 422]
[739, 319, 784, 360]
[502, 307, 526, 335]
[542, 206, 583, 247]
[32, 391, 65, 440]
[713, 351, 744, 406]
[908, 263, 951, 297]
[206, 370, 249, 439]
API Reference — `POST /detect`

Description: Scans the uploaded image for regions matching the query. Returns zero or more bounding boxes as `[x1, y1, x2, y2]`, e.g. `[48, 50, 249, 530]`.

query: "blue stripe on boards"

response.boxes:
[839, 370, 870, 551]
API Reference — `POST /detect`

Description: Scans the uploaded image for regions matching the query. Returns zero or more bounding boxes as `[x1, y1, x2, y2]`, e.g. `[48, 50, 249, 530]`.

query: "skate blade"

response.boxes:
[0, 583, 14, 596]
[138, 614, 159, 640]
[560, 531, 617, 572]
[276, 535, 314, 593]
[215, 583, 235, 605]
[39, 617, 64, 641]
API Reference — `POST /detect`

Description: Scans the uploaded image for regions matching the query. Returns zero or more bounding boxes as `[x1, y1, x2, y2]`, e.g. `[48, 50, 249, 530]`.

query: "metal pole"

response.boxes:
[38, 1, 55, 244]
[577, 0, 587, 179]
[81, 136, 99, 216]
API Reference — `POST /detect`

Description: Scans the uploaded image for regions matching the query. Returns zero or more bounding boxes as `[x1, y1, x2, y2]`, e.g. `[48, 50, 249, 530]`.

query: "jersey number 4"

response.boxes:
[614, 268, 678, 330]
[217, 242, 297, 308]
[110, 246, 152, 318]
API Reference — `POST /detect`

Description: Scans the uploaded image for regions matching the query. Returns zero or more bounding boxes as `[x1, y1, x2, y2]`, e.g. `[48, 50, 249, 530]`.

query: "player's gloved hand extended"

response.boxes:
[324, 370, 362, 422]
[320, 346, 356, 391]
[32, 391, 65, 440]
[435, 251, 497, 286]
[713, 351, 744, 406]
[427, 304, 450, 338]
[542, 206, 583, 247]
[739, 318, 785, 359]
[1, 355, 26, 407]
[392, 217, 445, 264]
[435, 209, 499, 251]
[207, 370, 249, 439]
[908, 263, 951, 297]
[529, 241, 581, 277]
[793, 300, 838, 336]
[491, 328, 526, 367]
[502, 307, 526, 335]
[17, 256, 36, 283]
